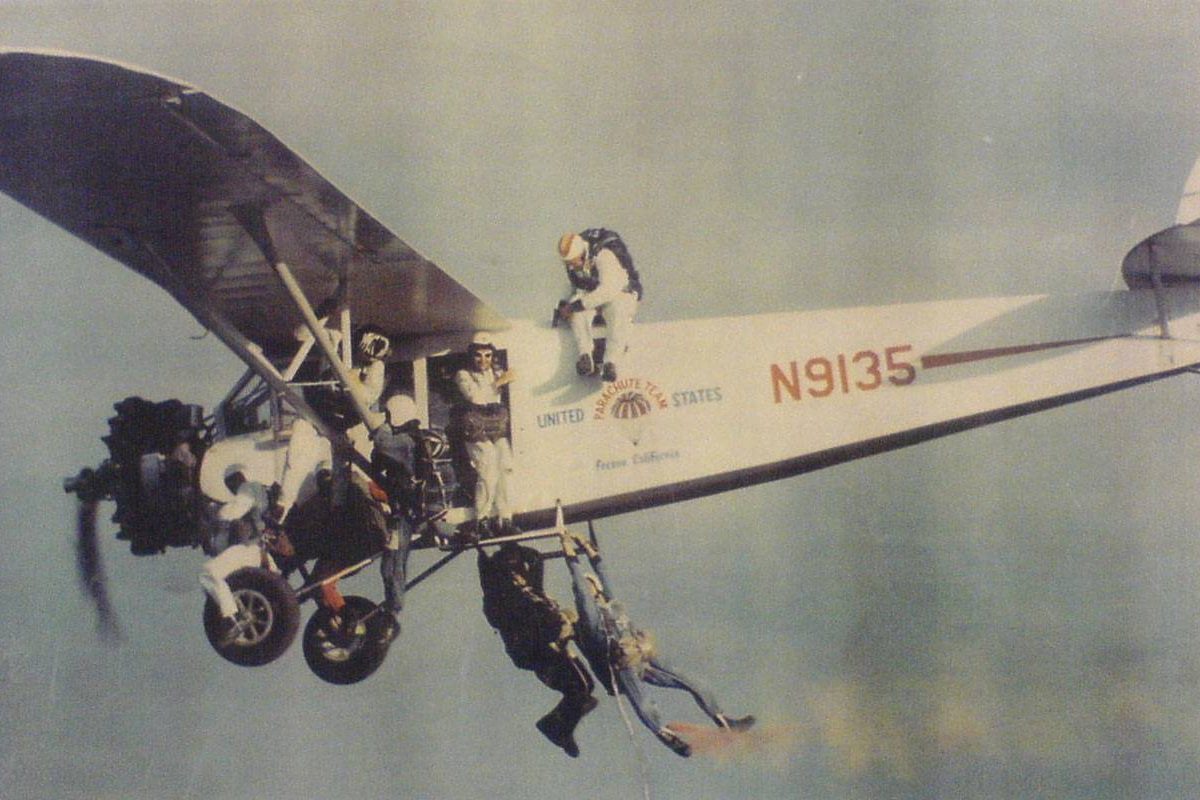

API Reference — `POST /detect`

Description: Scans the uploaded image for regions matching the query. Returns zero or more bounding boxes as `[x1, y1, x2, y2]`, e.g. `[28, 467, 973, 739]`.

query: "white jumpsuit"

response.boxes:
[198, 480, 273, 619]
[454, 366, 514, 525]
[568, 247, 639, 374]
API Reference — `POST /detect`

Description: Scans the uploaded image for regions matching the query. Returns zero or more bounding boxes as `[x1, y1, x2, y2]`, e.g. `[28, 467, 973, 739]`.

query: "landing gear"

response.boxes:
[302, 595, 393, 685]
[202, 567, 300, 666]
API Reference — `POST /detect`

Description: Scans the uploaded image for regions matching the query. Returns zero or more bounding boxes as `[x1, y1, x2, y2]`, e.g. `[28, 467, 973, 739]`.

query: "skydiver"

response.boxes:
[352, 325, 391, 412]
[199, 470, 294, 642]
[478, 541, 597, 758]
[554, 229, 642, 383]
[268, 416, 390, 635]
[368, 393, 425, 636]
[454, 335, 518, 539]
[559, 532, 754, 758]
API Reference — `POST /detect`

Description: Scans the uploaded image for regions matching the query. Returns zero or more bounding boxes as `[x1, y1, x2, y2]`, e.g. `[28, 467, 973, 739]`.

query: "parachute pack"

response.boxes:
[573, 228, 644, 300]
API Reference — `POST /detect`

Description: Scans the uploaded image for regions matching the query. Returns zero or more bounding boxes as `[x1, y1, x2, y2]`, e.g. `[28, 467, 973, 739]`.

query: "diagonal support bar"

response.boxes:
[230, 201, 382, 433]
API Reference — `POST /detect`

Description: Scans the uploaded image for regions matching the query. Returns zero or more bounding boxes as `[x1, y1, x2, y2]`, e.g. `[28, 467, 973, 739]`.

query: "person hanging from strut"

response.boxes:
[559, 530, 755, 758]
[368, 393, 427, 639]
[478, 541, 597, 758]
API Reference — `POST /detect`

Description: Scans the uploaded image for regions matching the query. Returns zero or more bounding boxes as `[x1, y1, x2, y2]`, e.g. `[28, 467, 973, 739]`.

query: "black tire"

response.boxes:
[203, 567, 300, 666]
[302, 595, 392, 685]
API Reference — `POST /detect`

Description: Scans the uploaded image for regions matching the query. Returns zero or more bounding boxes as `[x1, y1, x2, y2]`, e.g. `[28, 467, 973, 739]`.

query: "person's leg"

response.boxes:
[642, 656, 754, 730]
[568, 309, 595, 374]
[535, 653, 597, 757]
[493, 436, 515, 530]
[380, 515, 412, 616]
[599, 293, 638, 378]
[640, 655, 724, 720]
[311, 558, 346, 613]
[465, 439, 495, 529]
[198, 542, 262, 619]
[616, 666, 691, 757]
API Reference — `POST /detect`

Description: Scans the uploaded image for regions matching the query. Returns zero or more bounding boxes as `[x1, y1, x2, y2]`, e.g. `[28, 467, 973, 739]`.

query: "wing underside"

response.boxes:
[0, 50, 506, 352]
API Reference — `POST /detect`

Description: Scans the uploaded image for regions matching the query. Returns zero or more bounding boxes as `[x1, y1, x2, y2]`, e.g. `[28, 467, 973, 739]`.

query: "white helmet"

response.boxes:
[385, 394, 418, 427]
[468, 331, 497, 354]
[356, 327, 392, 361]
[558, 232, 588, 268]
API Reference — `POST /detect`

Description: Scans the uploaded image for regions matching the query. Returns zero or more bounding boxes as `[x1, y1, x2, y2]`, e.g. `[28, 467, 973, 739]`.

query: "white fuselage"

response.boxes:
[198, 285, 1200, 526]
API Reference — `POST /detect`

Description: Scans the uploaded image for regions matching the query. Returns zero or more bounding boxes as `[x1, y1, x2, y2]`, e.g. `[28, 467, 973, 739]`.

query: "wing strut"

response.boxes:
[230, 202, 381, 434]
[1150, 241, 1173, 339]
[128, 228, 372, 473]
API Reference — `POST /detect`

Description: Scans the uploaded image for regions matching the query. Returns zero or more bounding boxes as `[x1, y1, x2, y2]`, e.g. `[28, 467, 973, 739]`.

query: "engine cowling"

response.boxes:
[69, 396, 210, 555]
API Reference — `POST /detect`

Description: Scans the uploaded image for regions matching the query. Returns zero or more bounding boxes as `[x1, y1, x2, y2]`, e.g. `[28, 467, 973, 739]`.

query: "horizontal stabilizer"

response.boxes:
[1121, 221, 1200, 289]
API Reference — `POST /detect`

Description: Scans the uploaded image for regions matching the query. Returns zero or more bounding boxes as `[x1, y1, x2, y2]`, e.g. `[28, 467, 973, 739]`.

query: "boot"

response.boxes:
[536, 709, 580, 758]
[576, 354, 594, 376]
[537, 693, 596, 758]
[601, 362, 617, 382]
[657, 726, 692, 758]
[716, 713, 756, 732]
[376, 610, 400, 645]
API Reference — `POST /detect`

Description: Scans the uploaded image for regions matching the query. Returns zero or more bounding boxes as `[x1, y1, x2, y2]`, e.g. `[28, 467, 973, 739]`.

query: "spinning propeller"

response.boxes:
[64, 465, 122, 642]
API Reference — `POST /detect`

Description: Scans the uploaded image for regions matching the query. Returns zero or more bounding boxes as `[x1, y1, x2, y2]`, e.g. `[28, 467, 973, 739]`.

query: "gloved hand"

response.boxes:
[264, 502, 286, 527]
[552, 299, 571, 327]
[578, 537, 599, 559]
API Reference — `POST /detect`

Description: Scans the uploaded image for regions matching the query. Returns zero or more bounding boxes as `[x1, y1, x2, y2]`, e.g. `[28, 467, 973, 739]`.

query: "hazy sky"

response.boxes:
[5, 3, 1200, 799]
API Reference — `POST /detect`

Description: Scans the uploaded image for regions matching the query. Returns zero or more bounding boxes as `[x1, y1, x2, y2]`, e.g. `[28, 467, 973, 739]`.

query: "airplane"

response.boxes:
[5, 49, 1200, 687]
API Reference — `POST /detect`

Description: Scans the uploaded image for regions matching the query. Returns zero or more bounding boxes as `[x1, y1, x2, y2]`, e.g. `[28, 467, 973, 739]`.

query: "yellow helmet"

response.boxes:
[557, 232, 587, 268]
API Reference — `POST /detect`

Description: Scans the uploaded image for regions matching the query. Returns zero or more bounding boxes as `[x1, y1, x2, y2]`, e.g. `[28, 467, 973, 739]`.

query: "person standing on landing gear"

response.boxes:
[369, 393, 425, 638]
[455, 336, 518, 538]
[555, 228, 642, 383]
[199, 470, 294, 643]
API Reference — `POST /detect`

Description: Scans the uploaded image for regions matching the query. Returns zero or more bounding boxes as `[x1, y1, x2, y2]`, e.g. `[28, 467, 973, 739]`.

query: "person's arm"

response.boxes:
[355, 359, 386, 407]
[577, 249, 626, 309]
[562, 535, 603, 633]
[276, 419, 331, 517]
[455, 368, 489, 404]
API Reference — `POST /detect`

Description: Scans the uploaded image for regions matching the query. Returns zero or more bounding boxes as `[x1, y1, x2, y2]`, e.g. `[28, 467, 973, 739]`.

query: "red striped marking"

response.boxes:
[919, 336, 1116, 369]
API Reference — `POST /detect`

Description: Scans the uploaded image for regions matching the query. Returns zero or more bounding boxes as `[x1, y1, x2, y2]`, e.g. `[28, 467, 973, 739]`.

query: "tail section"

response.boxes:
[1122, 153, 1200, 289]
[1177, 153, 1200, 225]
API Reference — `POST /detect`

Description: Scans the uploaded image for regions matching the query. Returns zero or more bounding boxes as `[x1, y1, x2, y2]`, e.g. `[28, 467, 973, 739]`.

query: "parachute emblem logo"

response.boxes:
[592, 378, 669, 427]
[611, 391, 653, 419]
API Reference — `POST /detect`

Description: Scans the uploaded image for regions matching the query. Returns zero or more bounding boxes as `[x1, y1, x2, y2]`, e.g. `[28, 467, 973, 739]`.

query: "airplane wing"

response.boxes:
[0, 50, 507, 353]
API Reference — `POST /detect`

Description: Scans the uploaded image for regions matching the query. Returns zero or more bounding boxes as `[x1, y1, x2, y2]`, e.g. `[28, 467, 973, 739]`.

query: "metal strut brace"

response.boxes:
[1149, 240, 1173, 340]
[293, 555, 379, 601]
[229, 202, 382, 434]
[400, 517, 590, 594]
[134, 237, 347, 451]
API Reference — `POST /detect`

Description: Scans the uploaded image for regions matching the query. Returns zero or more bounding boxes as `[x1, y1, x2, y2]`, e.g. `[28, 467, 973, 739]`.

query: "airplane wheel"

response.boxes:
[302, 595, 391, 685]
[203, 567, 300, 666]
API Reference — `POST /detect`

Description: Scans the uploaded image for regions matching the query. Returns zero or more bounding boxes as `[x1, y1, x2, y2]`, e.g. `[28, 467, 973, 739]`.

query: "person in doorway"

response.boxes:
[454, 336, 518, 538]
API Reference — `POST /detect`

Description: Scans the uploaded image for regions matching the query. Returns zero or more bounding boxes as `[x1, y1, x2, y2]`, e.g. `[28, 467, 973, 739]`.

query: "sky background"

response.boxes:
[5, 2, 1200, 799]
